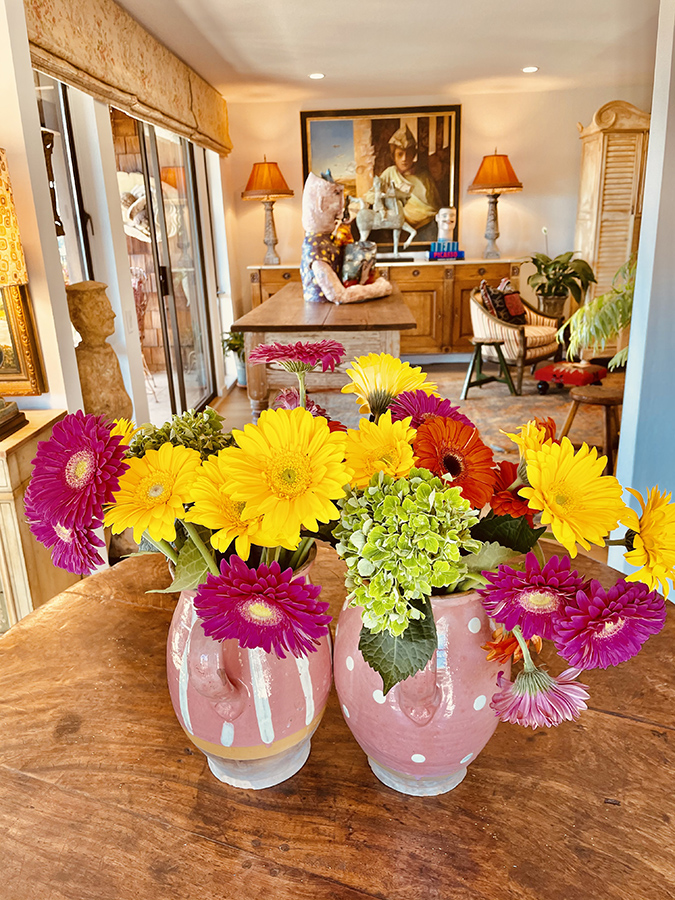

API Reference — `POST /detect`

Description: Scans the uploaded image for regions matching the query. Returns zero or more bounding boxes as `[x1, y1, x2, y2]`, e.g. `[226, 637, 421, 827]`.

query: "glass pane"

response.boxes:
[154, 126, 212, 410]
[34, 71, 87, 285]
[110, 108, 175, 425]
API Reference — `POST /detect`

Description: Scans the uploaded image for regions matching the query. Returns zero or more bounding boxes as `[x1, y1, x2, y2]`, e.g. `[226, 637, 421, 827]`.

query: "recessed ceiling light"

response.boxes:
[522, 66, 539, 74]
[309, 73, 325, 80]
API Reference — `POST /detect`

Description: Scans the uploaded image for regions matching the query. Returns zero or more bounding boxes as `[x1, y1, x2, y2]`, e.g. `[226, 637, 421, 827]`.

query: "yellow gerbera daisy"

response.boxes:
[344, 410, 416, 489]
[221, 407, 350, 544]
[111, 417, 142, 447]
[341, 352, 438, 417]
[104, 442, 201, 543]
[622, 486, 675, 597]
[184, 454, 295, 559]
[503, 417, 556, 462]
[519, 437, 625, 557]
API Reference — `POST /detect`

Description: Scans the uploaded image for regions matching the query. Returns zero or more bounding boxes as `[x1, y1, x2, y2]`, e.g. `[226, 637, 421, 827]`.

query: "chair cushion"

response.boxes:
[524, 341, 559, 362]
[480, 280, 527, 325]
[524, 324, 558, 348]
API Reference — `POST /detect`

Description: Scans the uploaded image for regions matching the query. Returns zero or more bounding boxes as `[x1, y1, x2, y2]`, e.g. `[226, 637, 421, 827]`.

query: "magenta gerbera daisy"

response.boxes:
[491, 667, 589, 728]
[389, 390, 474, 428]
[249, 339, 346, 373]
[553, 579, 666, 669]
[194, 556, 332, 659]
[28, 410, 128, 528]
[478, 553, 585, 640]
[24, 487, 106, 575]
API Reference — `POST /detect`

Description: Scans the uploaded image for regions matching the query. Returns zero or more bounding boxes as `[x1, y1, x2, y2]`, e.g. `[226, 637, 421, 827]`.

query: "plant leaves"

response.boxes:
[358, 598, 437, 694]
[471, 512, 545, 553]
[465, 541, 518, 573]
[148, 536, 210, 593]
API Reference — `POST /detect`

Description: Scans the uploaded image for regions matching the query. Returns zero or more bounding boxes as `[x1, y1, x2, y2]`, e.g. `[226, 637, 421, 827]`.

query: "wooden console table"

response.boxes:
[0, 548, 673, 899]
[231, 282, 416, 417]
[248, 259, 523, 355]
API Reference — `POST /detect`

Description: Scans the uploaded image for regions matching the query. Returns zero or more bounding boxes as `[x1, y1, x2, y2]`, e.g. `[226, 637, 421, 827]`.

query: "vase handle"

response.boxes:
[396, 656, 441, 725]
[187, 628, 248, 721]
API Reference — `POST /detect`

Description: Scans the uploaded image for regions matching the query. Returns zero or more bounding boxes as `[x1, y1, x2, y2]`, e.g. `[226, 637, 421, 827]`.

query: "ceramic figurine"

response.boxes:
[351, 176, 416, 256]
[435, 206, 457, 241]
[300, 173, 392, 304]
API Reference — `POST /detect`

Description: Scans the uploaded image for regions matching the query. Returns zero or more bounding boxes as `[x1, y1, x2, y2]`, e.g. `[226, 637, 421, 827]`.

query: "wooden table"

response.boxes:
[231, 282, 417, 417]
[1, 548, 674, 900]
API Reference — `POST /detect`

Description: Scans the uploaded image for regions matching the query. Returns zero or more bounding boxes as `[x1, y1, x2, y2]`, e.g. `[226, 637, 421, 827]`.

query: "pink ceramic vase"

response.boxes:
[166, 565, 332, 789]
[333, 590, 508, 795]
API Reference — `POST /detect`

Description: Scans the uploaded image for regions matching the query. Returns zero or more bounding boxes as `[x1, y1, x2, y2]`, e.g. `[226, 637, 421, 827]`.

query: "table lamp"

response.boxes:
[468, 152, 522, 259]
[0, 150, 32, 438]
[241, 158, 294, 265]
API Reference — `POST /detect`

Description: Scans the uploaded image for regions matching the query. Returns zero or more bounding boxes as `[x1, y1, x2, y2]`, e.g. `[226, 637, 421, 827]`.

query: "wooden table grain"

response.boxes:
[231, 282, 417, 417]
[1, 547, 673, 900]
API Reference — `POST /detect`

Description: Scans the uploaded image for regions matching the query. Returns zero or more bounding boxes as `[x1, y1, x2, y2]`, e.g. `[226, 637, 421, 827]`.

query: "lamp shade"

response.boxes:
[468, 153, 523, 195]
[0, 149, 28, 287]
[241, 160, 294, 201]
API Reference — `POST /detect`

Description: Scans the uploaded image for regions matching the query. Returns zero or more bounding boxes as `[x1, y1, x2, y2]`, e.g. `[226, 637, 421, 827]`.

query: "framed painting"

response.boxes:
[0, 285, 47, 395]
[300, 105, 461, 252]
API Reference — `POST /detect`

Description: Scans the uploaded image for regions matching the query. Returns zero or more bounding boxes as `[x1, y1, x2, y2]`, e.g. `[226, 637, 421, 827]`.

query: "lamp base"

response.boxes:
[483, 193, 501, 259]
[0, 400, 27, 441]
[262, 200, 280, 266]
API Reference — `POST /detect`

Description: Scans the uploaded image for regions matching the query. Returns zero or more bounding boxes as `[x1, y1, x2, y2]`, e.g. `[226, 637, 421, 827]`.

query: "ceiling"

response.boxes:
[115, 0, 660, 104]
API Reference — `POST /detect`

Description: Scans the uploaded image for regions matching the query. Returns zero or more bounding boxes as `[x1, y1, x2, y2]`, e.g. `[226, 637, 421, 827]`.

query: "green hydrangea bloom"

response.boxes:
[334, 468, 481, 636]
[128, 407, 234, 461]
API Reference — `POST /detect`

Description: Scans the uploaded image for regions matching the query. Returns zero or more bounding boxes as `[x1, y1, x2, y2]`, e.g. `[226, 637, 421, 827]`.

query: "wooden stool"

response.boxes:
[460, 339, 517, 400]
[560, 380, 625, 473]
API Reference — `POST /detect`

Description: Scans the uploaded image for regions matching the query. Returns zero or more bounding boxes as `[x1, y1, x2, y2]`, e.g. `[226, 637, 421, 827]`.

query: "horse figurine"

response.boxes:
[350, 176, 417, 256]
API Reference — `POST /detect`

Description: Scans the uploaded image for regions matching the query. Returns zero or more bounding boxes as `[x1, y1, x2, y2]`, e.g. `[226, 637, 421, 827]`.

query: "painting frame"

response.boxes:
[300, 104, 461, 252]
[0, 285, 47, 395]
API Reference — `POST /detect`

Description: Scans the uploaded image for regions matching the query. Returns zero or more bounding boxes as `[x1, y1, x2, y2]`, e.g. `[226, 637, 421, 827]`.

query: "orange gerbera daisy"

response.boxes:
[413, 417, 496, 509]
[490, 460, 534, 526]
[482, 626, 543, 663]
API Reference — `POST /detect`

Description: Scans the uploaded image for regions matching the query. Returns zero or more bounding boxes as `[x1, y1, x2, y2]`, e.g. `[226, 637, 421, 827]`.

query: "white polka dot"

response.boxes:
[460, 752, 473, 764]
[468, 617, 481, 634]
[473, 695, 487, 711]
[345, 655, 354, 671]
[342, 704, 350, 718]
[372, 689, 385, 704]
[411, 753, 426, 763]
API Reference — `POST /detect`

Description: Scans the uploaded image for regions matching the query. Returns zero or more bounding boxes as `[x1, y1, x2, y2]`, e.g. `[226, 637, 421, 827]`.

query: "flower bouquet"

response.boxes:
[24, 344, 673, 793]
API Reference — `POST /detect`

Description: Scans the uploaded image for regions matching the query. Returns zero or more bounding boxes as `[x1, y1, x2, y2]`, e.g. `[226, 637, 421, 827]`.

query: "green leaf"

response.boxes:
[465, 541, 518, 573]
[149, 535, 210, 593]
[358, 598, 437, 694]
[471, 512, 545, 553]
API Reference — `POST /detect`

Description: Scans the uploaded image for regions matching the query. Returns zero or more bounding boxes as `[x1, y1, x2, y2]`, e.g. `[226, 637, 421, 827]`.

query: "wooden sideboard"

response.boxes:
[0, 410, 80, 632]
[248, 260, 523, 355]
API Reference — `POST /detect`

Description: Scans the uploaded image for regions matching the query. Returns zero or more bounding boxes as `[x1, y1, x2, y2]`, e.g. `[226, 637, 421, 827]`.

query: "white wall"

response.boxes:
[223, 83, 653, 312]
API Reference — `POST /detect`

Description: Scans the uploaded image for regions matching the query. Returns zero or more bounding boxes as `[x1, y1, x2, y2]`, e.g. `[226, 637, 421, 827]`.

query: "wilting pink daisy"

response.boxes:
[249, 339, 346, 373]
[29, 411, 128, 528]
[553, 579, 666, 670]
[491, 667, 589, 728]
[194, 556, 332, 659]
[24, 487, 105, 575]
[478, 553, 585, 640]
[389, 390, 474, 428]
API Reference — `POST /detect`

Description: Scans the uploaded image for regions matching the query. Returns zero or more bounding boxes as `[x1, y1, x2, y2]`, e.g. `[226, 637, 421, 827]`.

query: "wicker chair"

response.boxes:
[469, 289, 562, 394]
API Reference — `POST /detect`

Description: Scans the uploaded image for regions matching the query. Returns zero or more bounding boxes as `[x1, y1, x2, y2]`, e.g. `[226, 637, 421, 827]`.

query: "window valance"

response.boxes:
[24, 0, 232, 156]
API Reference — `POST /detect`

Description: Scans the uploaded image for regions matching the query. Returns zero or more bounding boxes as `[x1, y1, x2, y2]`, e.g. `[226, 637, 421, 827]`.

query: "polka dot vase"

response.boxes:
[333, 591, 508, 796]
[166, 563, 332, 790]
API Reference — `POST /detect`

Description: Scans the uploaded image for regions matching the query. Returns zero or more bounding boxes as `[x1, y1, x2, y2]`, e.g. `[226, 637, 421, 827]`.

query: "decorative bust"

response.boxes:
[435, 207, 457, 242]
[300, 173, 392, 304]
[66, 281, 133, 421]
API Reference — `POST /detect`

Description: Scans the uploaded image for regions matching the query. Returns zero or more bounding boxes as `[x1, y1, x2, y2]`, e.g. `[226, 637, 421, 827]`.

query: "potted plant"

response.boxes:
[560, 258, 634, 369]
[527, 251, 596, 317]
[222, 329, 246, 387]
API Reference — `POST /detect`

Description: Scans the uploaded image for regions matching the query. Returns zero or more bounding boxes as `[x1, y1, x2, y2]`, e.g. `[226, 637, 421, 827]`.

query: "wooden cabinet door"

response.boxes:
[250, 268, 301, 307]
[451, 262, 512, 351]
[387, 266, 445, 355]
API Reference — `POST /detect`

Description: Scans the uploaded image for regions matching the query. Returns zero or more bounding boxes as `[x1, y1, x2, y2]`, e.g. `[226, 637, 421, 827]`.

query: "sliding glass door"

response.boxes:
[112, 108, 215, 423]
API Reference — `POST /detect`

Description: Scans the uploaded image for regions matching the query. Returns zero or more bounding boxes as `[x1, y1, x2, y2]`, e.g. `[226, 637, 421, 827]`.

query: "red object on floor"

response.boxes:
[536, 362, 608, 387]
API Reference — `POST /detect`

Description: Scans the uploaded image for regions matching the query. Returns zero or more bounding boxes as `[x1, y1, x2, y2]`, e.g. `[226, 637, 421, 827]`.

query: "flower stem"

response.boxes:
[512, 625, 536, 672]
[506, 476, 524, 492]
[296, 371, 307, 408]
[605, 538, 627, 547]
[532, 541, 546, 568]
[142, 532, 178, 565]
[182, 521, 219, 575]
[288, 537, 314, 572]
